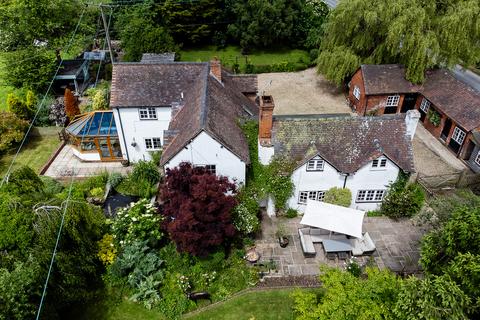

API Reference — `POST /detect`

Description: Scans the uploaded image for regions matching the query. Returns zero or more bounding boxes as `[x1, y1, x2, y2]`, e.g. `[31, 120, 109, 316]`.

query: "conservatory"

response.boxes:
[66, 111, 123, 161]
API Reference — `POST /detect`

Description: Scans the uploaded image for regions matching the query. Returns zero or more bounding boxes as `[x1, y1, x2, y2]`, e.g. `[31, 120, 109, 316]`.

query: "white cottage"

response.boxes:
[258, 96, 419, 212]
[107, 58, 258, 184]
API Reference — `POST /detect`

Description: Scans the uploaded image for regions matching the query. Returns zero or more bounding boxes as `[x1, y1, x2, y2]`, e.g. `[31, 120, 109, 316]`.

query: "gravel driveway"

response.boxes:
[258, 68, 352, 115]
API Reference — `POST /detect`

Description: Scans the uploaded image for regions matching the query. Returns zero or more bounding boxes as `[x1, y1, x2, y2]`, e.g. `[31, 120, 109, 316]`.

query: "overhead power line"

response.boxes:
[0, 7, 87, 188]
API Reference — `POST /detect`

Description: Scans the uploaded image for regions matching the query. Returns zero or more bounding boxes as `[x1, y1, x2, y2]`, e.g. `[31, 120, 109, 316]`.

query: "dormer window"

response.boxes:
[371, 157, 387, 169]
[306, 156, 324, 171]
[139, 107, 157, 120]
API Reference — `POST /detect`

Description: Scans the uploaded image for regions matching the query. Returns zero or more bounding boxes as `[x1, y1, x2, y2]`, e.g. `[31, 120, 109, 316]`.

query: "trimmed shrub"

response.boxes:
[285, 208, 298, 218]
[324, 187, 352, 207]
[381, 175, 425, 219]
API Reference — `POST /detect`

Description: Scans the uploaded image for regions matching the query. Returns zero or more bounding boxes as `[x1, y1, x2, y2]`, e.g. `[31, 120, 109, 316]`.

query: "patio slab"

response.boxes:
[254, 213, 425, 277]
[43, 145, 131, 179]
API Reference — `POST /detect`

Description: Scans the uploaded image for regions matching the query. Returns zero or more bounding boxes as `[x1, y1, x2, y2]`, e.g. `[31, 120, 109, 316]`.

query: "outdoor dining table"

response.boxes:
[322, 238, 353, 253]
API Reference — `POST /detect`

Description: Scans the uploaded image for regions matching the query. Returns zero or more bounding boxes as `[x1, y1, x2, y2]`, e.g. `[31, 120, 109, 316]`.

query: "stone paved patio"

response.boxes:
[254, 213, 426, 277]
[43, 145, 131, 178]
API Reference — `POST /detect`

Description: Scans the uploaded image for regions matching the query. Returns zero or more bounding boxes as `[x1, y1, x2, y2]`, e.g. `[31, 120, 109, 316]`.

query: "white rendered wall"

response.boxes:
[346, 158, 400, 211]
[72, 148, 101, 161]
[287, 159, 344, 213]
[113, 107, 171, 163]
[164, 131, 246, 184]
[286, 156, 400, 213]
[258, 141, 274, 165]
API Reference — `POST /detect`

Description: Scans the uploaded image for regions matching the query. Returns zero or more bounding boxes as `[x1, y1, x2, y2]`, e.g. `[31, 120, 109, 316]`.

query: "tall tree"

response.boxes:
[394, 275, 472, 320]
[228, 0, 305, 52]
[0, 0, 81, 51]
[317, 0, 480, 85]
[161, 162, 237, 256]
[158, 0, 225, 45]
[116, 2, 178, 61]
[420, 206, 480, 274]
[292, 266, 401, 320]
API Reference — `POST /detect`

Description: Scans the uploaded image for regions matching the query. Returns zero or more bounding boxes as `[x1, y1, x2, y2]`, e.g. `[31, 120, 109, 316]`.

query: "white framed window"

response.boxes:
[194, 164, 216, 175]
[420, 98, 430, 113]
[299, 191, 308, 204]
[306, 156, 325, 171]
[298, 190, 325, 204]
[371, 158, 387, 169]
[144, 137, 162, 150]
[353, 86, 361, 100]
[139, 107, 157, 120]
[451, 127, 466, 144]
[386, 95, 400, 107]
[356, 189, 385, 203]
[475, 151, 480, 166]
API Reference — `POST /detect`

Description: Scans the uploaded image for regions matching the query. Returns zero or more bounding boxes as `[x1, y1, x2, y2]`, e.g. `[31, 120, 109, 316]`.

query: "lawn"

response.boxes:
[179, 45, 311, 72]
[184, 289, 301, 320]
[0, 126, 61, 179]
[71, 295, 168, 320]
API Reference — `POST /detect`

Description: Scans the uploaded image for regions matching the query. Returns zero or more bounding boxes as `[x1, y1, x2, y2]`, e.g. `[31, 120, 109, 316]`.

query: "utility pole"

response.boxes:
[100, 4, 114, 64]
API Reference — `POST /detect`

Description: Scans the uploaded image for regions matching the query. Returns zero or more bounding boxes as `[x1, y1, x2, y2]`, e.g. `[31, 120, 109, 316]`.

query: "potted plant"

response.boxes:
[275, 222, 289, 248]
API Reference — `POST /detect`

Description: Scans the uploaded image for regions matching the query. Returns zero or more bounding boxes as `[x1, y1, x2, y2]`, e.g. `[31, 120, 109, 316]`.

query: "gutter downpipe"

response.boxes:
[115, 107, 130, 163]
[343, 173, 349, 188]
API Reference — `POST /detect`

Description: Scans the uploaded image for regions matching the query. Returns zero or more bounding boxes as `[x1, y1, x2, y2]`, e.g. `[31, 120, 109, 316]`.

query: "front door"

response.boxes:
[441, 118, 452, 141]
[95, 137, 123, 160]
[401, 94, 417, 113]
[448, 126, 466, 155]
[96, 138, 111, 160]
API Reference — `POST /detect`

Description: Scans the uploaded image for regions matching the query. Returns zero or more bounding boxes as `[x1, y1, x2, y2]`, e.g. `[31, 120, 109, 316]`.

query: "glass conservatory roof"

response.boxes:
[66, 111, 118, 137]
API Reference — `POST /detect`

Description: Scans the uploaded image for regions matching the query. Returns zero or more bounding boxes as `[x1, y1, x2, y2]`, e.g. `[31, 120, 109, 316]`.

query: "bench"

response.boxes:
[298, 228, 316, 256]
[351, 232, 376, 256]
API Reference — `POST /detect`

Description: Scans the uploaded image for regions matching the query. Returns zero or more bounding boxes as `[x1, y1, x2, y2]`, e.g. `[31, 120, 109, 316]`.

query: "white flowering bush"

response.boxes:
[344, 257, 362, 277]
[111, 199, 164, 247]
[233, 191, 260, 234]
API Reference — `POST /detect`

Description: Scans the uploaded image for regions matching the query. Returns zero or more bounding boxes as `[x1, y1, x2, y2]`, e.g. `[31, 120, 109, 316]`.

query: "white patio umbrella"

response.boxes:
[300, 199, 365, 238]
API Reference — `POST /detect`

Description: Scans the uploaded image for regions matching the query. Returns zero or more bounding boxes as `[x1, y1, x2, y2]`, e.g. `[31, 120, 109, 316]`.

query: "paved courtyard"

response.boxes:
[254, 213, 426, 277]
[258, 68, 352, 115]
[43, 145, 131, 178]
[413, 125, 467, 175]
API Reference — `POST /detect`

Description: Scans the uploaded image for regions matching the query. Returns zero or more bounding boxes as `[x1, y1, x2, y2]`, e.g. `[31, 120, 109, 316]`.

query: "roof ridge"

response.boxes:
[199, 65, 210, 128]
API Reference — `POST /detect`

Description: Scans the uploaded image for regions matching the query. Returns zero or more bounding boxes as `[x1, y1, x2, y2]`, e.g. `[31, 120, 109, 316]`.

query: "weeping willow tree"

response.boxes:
[317, 0, 480, 85]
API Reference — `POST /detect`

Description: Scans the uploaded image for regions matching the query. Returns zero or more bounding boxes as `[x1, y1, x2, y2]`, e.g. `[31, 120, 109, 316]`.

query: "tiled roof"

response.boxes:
[157, 64, 258, 165]
[272, 114, 415, 173]
[360, 64, 480, 131]
[110, 62, 206, 107]
[222, 70, 258, 94]
[140, 53, 175, 63]
[361, 64, 419, 95]
[421, 69, 480, 131]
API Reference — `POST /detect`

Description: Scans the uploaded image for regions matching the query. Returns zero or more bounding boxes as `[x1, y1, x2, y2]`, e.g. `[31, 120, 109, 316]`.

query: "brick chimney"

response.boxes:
[259, 95, 274, 146]
[210, 57, 221, 83]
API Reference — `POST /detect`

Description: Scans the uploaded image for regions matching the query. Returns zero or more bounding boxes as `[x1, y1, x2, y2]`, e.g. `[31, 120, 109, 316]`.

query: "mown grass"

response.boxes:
[184, 289, 300, 320]
[0, 127, 61, 179]
[72, 295, 168, 320]
[179, 45, 310, 72]
[74, 288, 304, 320]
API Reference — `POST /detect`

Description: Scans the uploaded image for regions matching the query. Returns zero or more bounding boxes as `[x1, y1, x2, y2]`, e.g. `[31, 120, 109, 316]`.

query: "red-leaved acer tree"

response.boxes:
[161, 162, 237, 256]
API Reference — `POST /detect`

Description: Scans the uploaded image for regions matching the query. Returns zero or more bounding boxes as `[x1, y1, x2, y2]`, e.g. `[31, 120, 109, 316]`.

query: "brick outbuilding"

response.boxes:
[348, 64, 480, 172]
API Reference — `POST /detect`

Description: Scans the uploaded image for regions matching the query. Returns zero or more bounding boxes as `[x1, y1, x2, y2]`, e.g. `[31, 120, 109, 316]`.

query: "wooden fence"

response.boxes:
[416, 170, 480, 194]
